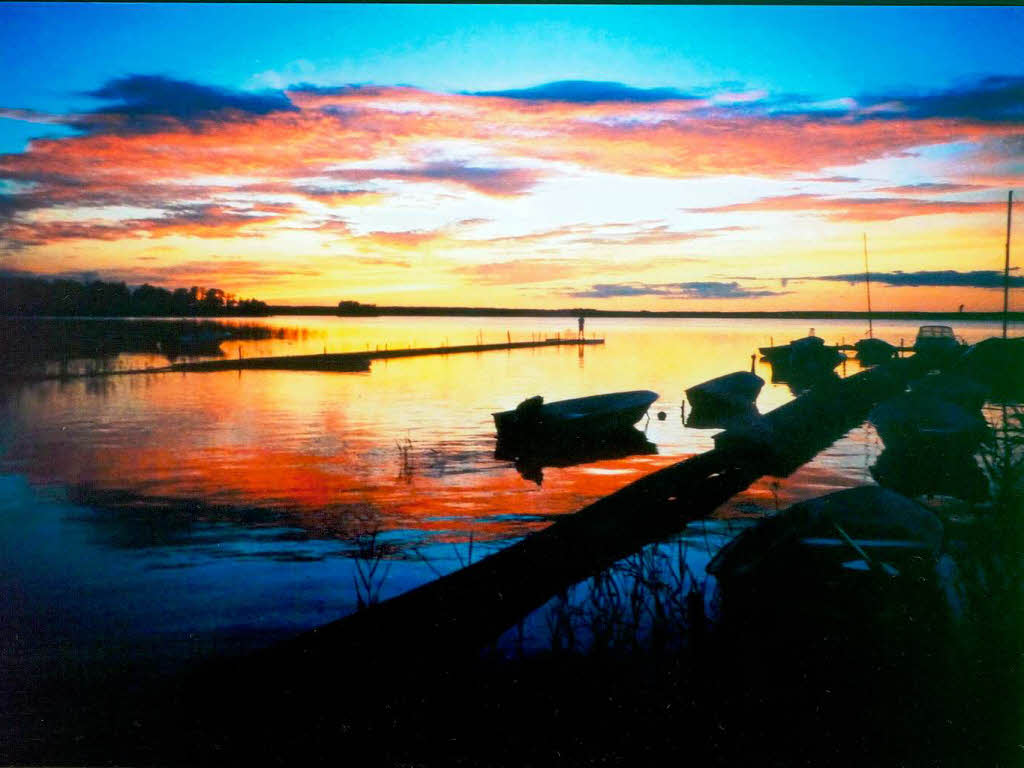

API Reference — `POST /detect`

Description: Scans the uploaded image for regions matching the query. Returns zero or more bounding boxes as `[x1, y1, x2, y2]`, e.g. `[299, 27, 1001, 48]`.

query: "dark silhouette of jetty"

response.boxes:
[171, 336, 604, 373]
[15, 336, 605, 381]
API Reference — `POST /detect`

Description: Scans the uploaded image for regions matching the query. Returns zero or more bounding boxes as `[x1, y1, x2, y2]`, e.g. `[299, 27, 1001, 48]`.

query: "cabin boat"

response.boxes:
[492, 390, 659, 442]
[912, 325, 962, 362]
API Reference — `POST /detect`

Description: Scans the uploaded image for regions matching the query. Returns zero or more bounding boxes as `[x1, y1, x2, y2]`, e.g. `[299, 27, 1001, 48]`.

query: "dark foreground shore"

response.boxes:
[4, 590, 1017, 767]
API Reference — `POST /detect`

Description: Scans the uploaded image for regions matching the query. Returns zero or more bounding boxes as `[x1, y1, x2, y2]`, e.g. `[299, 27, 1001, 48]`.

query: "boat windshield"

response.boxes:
[916, 325, 955, 339]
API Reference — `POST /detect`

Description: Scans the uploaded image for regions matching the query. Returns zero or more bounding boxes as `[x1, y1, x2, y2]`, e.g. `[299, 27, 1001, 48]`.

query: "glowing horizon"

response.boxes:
[1, 5, 1021, 311]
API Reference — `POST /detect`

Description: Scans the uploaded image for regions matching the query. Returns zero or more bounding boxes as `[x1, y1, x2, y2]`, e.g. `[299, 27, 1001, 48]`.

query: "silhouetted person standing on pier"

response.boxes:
[578, 315, 585, 339]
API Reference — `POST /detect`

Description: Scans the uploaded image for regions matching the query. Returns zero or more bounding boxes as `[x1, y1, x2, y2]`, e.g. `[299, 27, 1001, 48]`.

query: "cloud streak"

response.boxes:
[324, 162, 543, 197]
[687, 194, 1008, 222]
[567, 281, 788, 299]
[859, 75, 1024, 123]
[808, 270, 1024, 289]
[472, 80, 697, 104]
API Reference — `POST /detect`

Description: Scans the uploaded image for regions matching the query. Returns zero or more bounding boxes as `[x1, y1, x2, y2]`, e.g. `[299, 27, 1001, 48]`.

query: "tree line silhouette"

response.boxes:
[1, 275, 269, 317]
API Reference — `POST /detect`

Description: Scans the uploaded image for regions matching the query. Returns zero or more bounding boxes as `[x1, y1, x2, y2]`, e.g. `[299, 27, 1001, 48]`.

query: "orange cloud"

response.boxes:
[2, 78, 1020, 301]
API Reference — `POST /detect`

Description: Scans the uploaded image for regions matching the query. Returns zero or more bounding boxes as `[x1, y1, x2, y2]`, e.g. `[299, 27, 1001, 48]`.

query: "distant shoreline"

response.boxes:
[272, 305, 1024, 322]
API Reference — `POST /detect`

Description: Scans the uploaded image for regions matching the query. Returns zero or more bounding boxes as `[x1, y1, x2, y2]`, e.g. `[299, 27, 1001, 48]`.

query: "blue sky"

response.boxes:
[4, 5, 1021, 107]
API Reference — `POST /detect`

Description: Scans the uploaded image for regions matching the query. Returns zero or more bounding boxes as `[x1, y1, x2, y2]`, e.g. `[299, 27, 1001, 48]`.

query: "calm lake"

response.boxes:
[0, 315, 1013, 684]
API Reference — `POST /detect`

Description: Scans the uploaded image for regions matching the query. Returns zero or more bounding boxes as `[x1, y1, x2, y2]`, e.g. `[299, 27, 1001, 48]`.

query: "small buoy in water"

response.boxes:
[657, 411, 667, 421]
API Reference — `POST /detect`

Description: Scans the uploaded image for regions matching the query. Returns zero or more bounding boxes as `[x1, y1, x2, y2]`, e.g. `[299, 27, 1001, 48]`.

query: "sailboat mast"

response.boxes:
[863, 233, 873, 338]
[1003, 190, 1013, 340]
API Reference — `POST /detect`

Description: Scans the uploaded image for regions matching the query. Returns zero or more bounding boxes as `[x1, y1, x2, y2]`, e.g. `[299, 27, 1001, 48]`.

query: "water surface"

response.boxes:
[0, 315, 1012, 677]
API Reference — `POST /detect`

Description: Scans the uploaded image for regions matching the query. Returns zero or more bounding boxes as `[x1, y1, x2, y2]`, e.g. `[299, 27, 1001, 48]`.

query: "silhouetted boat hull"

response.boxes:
[909, 373, 990, 411]
[686, 371, 764, 412]
[760, 333, 844, 372]
[869, 393, 991, 455]
[854, 337, 897, 364]
[871, 446, 990, 501]
[493, 390, 659, 442]
[954, 336, 1024, 400]
[708, 487, 949, 634]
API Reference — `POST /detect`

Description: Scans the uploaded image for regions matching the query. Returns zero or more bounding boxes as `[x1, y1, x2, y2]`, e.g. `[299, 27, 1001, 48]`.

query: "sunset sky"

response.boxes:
[1, 4, 1021, 310]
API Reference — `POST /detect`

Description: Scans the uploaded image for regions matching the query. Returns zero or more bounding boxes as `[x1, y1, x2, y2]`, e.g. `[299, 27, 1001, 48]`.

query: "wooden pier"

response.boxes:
[14, 336, 604, 380]
[171, 336, 604, 373]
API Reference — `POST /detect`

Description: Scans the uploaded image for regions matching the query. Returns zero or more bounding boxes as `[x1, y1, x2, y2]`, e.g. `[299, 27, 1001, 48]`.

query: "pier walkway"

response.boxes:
[172, 336, 604, 373]
[16, 336, 604, 380]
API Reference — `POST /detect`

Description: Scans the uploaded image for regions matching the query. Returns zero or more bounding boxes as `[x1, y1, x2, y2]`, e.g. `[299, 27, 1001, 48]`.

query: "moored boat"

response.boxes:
[869, 392, 991, 455]
[707, 486, 951, 634]
[760, 330, 844, 370]
[912, 325, 963, 363]
[854, 234, 898, 365]
[953, 336, 1024, 400]
[492, 390, 659, 441]
[789, 334, 845, 369]
[685, 370, 764, 413]
[854, 337, 897, 364]
[909, 372, 990, 412]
